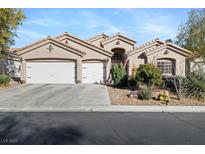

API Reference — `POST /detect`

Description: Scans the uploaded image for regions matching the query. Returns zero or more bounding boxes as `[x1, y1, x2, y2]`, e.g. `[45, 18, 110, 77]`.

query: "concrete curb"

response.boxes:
[0, 105, 205, 112]
[161, 106, 205, 112]
[92, 106, 163, 112]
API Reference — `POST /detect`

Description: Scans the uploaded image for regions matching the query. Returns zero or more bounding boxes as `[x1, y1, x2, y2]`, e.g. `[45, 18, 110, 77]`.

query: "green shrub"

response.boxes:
[139, 85, 152, 100]
[135, 64, 162, 87]
[184, 72, 205, 100]
[128, 77, 138, 86]
[0, 75, 10, 86]
[161, 77, 176, 92]
[111, 64, 128, 87]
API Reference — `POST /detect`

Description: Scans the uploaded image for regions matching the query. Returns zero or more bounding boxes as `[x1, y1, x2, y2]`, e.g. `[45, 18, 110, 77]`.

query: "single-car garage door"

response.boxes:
[82, 63, 104, 83]
[26, 62, 75, 84]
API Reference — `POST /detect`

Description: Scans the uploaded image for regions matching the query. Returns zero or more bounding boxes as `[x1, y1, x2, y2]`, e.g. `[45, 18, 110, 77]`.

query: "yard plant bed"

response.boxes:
[107, 86, 205, 106]
[0, 81, 20, 91]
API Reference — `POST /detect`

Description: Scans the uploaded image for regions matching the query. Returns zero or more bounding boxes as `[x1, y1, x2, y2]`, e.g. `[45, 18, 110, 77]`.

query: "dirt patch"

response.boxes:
[107, 86, 205, 106]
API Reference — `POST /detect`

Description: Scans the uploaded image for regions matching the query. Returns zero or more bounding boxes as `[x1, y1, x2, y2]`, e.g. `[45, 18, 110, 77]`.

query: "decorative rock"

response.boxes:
[127, 90, 140, 99]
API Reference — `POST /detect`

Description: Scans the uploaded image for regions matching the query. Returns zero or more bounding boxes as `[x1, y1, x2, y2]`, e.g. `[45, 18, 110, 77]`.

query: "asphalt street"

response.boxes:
[0, 112, 205, 145]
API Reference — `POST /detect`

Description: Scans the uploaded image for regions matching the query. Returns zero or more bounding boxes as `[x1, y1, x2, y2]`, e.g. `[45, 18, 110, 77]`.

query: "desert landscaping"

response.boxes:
[107, 63, 205, 106]
[107, 86, 204, 106]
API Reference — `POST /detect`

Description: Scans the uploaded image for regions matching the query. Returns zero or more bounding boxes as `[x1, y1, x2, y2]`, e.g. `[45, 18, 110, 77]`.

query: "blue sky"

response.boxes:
[13, 8, 192, 48]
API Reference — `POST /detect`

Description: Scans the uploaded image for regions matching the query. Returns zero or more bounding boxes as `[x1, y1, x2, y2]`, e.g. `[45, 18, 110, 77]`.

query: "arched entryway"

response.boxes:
[111, 48, 129, 75]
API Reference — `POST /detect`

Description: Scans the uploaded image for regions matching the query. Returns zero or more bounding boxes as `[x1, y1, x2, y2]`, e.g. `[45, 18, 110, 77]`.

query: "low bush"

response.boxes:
[0, 75, 10, 86]
[160, 77, 176, 92]
[111, 64, 128, 87]
[184, 72, 205, 100]
[139, 85, 152, 100]
[128, 77, 138, 86]
[135, 64, 162, 87]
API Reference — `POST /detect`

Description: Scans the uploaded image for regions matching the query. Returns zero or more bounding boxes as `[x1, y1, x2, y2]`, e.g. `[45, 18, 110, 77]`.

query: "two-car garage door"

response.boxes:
[26, 62, 75, 84]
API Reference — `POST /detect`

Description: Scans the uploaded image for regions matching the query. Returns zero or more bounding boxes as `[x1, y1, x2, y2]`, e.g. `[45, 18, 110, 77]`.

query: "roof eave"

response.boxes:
[56, 33, 113, 57]
[17, 37, 86, 57]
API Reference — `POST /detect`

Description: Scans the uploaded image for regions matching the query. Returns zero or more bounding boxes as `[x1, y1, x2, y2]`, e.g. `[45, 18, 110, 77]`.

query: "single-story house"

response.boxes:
[9, 32, 194, 84]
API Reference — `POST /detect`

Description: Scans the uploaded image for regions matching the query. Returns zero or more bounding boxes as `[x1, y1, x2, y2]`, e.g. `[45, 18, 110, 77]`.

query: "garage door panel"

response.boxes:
[82, 63, 104, 83]
[26, 62, 75, 84]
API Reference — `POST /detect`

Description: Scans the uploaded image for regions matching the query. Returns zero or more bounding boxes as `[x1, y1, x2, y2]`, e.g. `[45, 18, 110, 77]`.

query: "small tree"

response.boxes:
[135, 64, 162, 87]
[0, 9, 26, 59]
[171, 76, 186, 100]
[111, 64, 127, 87]
[175, 9, 205, 58]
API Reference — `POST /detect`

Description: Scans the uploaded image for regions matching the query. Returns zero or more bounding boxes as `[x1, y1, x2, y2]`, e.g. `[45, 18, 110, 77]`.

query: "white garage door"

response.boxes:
[26, 62, 75, 84]
[82, 63, 104, 83]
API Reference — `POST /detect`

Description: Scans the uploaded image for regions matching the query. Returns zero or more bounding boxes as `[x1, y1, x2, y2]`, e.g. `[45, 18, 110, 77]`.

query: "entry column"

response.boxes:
[76, 58, 82, 83]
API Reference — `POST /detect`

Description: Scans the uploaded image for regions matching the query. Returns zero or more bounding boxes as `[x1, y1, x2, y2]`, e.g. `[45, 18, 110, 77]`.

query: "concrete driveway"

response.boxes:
[0, 84, 110, 110]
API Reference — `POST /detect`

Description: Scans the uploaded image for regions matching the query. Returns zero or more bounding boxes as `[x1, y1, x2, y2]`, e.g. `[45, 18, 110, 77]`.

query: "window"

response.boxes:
[157, 60, 174, 75]
[111, 52, 123, 61]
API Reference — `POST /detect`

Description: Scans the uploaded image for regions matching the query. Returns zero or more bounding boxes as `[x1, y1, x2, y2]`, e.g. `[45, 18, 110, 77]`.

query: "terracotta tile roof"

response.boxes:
[17, 37, 50, 52]
[145, 44, 167, 56]
[145, 43, 192, 57]
[129, 38, 193, 57]
[101, 33, 136, 44]
[187, 52, 201, 60]
[86, 33, 109, 42]
[129, 38, 162, 56]
[166, 43, 192, 54]
[16, 36, 86, 56]
[8, 48, 19, 53]
[55, 32, 113, 57]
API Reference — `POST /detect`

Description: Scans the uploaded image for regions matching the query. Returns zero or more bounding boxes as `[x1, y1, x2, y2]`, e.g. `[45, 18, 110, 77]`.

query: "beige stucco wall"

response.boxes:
[146, 48, 186, 76]
[128, 51, 146, 76]
[103, 40, 134, 53]
[128, 48, 187, 76]
[87, 38, 104, 47]
[89, 39, 102, 47]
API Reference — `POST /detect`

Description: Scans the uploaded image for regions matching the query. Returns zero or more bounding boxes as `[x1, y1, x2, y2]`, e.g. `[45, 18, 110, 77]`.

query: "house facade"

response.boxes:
[12, 32, 192, 84]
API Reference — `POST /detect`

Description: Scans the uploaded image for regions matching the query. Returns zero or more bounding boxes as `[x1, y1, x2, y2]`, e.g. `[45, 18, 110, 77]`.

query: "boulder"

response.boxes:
[127, 90, 140, 99]
[152, 89, 170, 102]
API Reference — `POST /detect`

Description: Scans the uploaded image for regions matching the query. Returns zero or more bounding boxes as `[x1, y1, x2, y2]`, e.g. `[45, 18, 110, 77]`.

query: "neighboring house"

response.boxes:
[0, 48, 21, 78]
[187, 53, 205, 73]
[13, 32, 193, 84]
